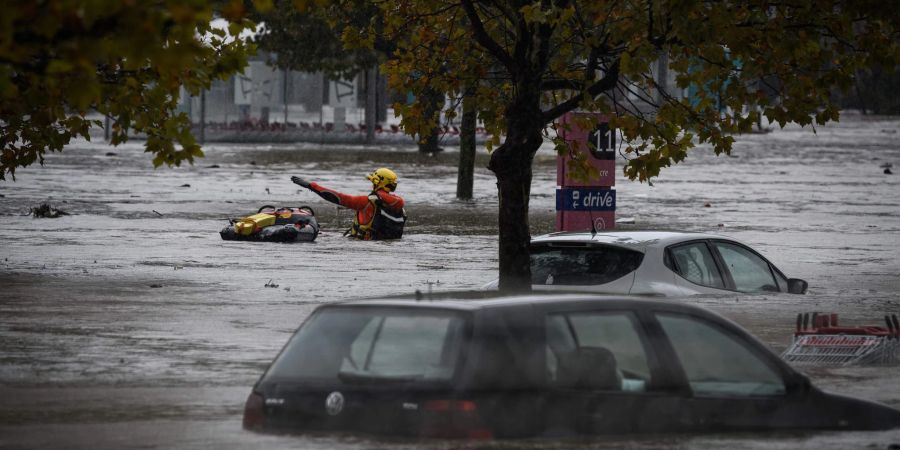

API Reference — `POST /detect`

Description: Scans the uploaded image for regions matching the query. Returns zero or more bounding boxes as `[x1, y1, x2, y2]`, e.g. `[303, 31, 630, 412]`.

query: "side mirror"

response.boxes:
[787, 278, 808, 294]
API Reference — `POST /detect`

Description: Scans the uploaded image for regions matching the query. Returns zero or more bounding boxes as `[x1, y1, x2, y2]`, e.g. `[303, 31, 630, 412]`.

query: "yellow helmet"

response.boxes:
[366, 167, 398, 192]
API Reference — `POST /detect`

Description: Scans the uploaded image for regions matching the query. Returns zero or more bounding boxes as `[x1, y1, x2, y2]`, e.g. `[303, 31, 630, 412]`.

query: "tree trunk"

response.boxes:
[655, 52, 668, 105]
[418, 86, 443, 153]
[490, 95, 544, 292]
[418, 125, 440, 153]
[456, 91, 476, 200]
[493, 157, 534, 291]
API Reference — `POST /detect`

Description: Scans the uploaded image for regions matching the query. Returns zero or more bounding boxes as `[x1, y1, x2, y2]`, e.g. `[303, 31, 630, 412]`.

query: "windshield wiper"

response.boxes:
[337, 371, 424, 385]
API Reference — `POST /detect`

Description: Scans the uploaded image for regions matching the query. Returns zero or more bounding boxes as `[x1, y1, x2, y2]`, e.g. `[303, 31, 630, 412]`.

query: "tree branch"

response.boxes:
[540, 79, 584, 90]
[460, 0, 515, 72]
[584, 42, 603, 80]
[542, 59, 620, 122]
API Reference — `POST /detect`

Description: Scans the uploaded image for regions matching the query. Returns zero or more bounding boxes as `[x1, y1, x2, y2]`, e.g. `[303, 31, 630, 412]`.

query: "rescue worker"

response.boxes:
[291, 168, 406, 240]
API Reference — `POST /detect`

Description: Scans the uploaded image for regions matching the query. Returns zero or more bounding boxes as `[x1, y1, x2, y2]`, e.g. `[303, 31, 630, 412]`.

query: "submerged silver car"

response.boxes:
[487, 231, 808, 296]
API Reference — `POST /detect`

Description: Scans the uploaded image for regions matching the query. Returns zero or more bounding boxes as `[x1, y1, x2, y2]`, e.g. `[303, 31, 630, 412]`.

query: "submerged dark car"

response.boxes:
[243, 292, 900, 438]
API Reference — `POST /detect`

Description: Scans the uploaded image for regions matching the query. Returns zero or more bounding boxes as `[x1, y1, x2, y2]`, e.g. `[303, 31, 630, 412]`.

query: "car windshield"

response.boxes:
[530, 243, 644, 285]
[263, 307, 468, 384]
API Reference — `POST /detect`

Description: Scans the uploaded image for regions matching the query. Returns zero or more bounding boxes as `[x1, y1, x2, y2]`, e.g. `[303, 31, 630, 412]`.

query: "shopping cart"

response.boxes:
[780, 312, 900, 366]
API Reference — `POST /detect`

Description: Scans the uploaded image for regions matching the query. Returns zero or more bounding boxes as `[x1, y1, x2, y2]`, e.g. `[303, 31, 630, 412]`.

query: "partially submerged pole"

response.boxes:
[283, 69, 289, 126]
[365, 67, 376, 144]
[199, 90, 206, 145]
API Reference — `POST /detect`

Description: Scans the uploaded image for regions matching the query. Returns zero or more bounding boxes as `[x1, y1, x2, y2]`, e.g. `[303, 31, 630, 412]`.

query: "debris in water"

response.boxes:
[886, 168, 893, 175]
[265, 187, 270, 194]
[265, 279, 279, 288]
[152, 210, 163, 216]
[179, 184, 191, 188]
[31, 203, 69, 218]
[149, 284, 162, 288]
[284, 287, 291, 292]
[207, 164, 220, 169]
[704, 202, 711, 207]
[424, 280, 441, 294]
[105, 152, 117, 156]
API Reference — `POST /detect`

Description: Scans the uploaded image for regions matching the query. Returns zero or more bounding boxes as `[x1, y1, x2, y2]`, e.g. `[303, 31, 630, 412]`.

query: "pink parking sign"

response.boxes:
[556, 112, 616, 232]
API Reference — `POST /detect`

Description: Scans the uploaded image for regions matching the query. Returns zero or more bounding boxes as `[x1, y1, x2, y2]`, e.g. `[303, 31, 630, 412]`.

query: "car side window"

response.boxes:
[669, 242, 725, 289]
[712, 242, 778, 292]
[546, 312, 651, 392]
[656, 313, 786, 397]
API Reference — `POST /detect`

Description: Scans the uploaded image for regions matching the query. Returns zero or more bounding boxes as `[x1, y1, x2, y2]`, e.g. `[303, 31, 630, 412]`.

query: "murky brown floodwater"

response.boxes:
[1, 113, 899, 449]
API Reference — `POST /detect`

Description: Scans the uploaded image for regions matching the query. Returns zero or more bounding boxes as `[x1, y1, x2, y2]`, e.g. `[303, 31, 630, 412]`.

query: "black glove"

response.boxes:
[291, 176, 311, 189]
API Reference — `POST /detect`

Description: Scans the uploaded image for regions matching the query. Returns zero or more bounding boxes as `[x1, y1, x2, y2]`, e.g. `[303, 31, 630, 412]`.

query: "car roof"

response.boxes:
[530, 230, 739, 252]
[325, 290, 715, 316]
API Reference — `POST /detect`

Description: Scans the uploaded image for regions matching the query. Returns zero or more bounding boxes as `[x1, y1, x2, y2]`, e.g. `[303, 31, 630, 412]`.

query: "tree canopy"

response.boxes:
[251, 0, 381, 77]
[364, 0, 898, 178]
[0, 0, 258, 180]
[332, 0, 898, 290]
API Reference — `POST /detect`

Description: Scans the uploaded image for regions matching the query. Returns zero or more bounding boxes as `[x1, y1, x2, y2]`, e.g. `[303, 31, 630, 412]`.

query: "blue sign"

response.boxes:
[556, 188, 616, 211]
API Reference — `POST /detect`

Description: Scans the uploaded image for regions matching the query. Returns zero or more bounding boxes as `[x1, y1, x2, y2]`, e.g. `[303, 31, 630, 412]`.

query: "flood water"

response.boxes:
[1, 113, 899, 449]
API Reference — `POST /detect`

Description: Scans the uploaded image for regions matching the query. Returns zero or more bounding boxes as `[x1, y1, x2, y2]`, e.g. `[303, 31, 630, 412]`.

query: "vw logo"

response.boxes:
[325, 391, 344, 416]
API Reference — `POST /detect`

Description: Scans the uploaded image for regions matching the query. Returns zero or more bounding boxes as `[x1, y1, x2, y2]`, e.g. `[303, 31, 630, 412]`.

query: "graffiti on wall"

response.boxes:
[234, 62, 280, 106]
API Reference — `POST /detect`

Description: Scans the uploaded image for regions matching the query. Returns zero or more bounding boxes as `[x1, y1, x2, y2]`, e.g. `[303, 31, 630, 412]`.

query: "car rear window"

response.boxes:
[263, 307, 468, 384]
[530, 243, 643, 286]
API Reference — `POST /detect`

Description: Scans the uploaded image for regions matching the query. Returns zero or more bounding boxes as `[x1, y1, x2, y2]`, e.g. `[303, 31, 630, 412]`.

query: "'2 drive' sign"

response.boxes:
[556, 188, 616, 211]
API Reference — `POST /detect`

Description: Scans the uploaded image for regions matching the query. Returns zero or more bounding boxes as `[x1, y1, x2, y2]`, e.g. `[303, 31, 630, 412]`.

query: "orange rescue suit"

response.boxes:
[308, 182, 406, 240]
